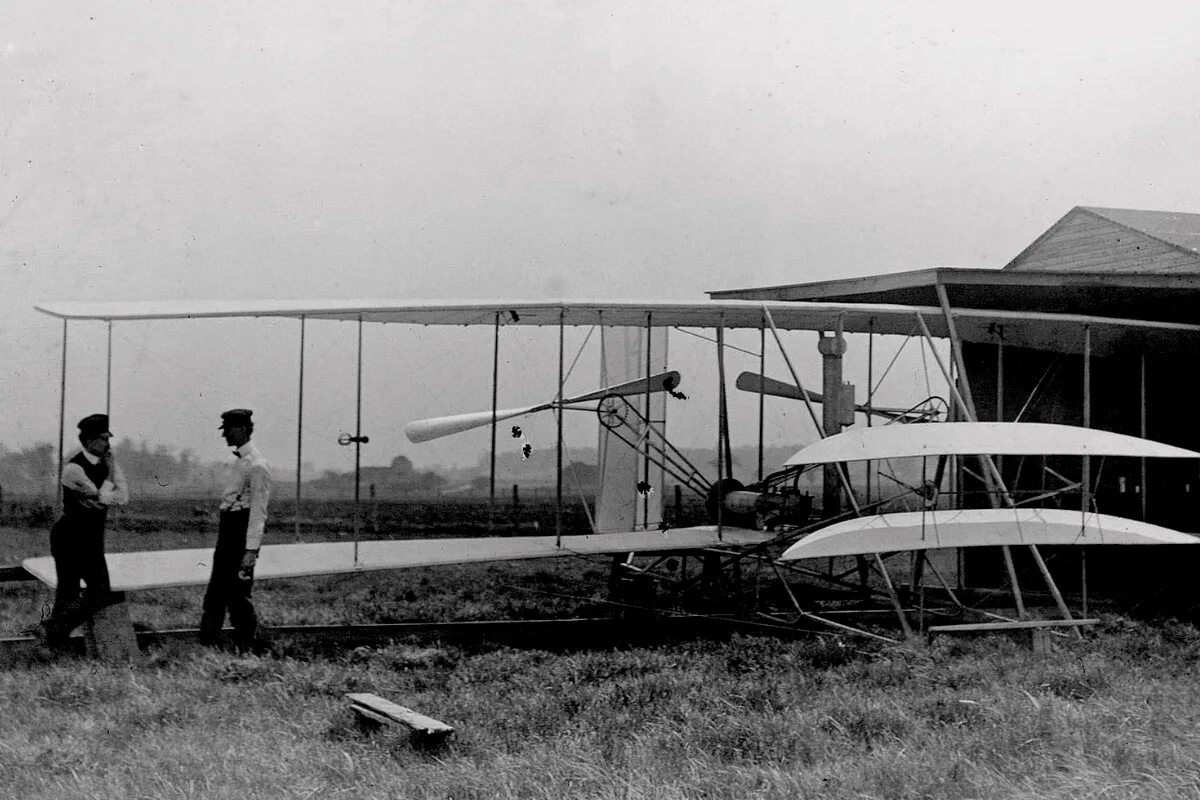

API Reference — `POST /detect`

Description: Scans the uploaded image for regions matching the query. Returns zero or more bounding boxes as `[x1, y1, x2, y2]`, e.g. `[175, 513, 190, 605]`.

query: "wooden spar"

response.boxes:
[720, 322, 732, 481]
[716, 319, 725, 540]
[917, 307, 1026, 619]
[1141, 353, 1148, 520]
[818, 325, 846, 517]
[642, 312, 652, 529]
[761, 306, 912, 639]
[1082, 325, 1092, 513]
[296, 316, 306, 541]
[935, 287, 1077, 630]
[1082, 324, 1091, 619]
[761, 306, 823, 436]
[354, 316, 363, 565]
[769, 562, 899, 644]
[557, 308, 565, 545]
[866, 320, 873, 505]
[758, 319, 765, 482]
[489, 311, 500, 531]
[57, 319, 66, 506]
[106, 320, 112, 417]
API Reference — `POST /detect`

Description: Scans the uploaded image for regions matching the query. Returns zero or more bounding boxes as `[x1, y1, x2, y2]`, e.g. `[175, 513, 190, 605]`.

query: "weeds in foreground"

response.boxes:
[1, 621, 1200, 799]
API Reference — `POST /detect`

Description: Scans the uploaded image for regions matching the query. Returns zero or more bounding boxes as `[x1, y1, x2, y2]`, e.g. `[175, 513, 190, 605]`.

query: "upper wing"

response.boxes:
[34, 298, 1200, 356]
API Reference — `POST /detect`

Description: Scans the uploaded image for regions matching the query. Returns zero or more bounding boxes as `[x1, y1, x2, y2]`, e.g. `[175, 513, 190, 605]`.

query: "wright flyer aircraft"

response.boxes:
[24, 285, 1200, 648]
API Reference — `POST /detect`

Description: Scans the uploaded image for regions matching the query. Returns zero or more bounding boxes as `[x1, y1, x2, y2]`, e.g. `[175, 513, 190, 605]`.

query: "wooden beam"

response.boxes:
[346, 692, 454, 747]
[929, 619, 1099, 634]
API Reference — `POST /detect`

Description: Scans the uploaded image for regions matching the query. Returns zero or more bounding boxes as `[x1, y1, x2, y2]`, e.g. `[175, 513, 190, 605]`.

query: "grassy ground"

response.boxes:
[6, 505, 1200, 798]
[3, 621, 1200, 798]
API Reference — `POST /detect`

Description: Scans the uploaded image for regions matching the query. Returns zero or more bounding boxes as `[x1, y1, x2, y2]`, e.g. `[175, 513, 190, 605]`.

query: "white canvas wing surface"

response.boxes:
[34, 298, 1200, 357]
[784, 422, 1200, 466]
[779, 508, 1199, 560]
[21, 526, 770, 591]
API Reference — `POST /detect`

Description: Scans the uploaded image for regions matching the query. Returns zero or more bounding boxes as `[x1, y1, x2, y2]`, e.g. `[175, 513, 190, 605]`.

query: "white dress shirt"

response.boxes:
[219, 441, 271, 550]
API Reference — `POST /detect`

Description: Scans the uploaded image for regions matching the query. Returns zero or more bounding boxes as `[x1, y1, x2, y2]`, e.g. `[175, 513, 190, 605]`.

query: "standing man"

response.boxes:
[41, 414, 129, 652]
[200, 408, 271, 652]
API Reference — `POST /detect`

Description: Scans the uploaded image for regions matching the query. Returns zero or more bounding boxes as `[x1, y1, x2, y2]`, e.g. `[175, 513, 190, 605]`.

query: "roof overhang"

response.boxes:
[709, 267, 1200, 324]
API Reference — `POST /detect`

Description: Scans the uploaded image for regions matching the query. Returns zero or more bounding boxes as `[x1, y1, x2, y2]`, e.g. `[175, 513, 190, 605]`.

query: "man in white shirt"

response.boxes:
[200, 408, 271, 652]
[40, 413, 130, 652]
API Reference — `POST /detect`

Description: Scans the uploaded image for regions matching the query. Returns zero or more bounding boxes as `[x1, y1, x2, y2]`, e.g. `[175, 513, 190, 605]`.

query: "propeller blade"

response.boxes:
[735, 372, 918, 419]
[562, 370, 681, 405]
[405, 371, 683, 443]
[405, 405, 544, 443]
[735, 372, 827, 403]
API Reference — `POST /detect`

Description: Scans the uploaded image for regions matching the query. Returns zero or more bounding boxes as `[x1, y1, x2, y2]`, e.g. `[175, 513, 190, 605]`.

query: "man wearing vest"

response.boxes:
[41, 413, 129, 652]
[200, 408, 271, 652]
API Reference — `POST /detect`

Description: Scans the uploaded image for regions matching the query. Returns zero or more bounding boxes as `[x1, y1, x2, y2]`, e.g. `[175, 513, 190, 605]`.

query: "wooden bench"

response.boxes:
[928, 618, 1100, 653]
[345, 692, 454, 748]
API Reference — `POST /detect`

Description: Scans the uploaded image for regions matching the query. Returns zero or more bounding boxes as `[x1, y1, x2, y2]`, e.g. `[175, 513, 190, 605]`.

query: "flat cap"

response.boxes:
[219, 408, 254, 429]
[77, 413, 110, 436]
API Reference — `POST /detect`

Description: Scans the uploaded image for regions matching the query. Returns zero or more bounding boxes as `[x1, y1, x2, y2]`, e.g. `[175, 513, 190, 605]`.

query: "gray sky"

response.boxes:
[3, 1, 1200, 472]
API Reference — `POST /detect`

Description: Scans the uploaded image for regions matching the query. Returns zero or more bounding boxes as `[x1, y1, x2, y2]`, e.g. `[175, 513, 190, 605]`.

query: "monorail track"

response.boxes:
[0, 615, 814, 666]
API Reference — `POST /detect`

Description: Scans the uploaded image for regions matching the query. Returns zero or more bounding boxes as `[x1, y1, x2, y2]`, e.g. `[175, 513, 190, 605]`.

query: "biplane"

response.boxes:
[22, 296, 1200, 645]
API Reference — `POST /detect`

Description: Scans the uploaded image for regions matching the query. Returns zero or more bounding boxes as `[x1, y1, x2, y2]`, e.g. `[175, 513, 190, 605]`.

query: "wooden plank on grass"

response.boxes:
[928, 618, 1100, 634]
[346, 692, 454, 742]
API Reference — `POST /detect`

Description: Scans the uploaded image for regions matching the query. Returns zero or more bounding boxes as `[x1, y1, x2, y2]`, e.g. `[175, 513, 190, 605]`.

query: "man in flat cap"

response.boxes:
[40, 414, 129, 652]
[200, 408, 271, 652]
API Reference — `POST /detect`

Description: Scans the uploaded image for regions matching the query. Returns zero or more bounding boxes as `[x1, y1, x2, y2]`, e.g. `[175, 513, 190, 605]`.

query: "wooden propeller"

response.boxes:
[734, 371, 918, 420]
[405, 370, 682, 443]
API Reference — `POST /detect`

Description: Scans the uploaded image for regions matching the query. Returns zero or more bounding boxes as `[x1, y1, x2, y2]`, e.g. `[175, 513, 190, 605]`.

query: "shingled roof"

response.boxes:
[1004, 206, 1200, 273]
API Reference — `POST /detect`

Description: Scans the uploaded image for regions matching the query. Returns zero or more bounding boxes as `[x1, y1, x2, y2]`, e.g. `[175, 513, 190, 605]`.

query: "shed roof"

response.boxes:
[710, 206, 1200, 323]
[708, 267, 1200, 324]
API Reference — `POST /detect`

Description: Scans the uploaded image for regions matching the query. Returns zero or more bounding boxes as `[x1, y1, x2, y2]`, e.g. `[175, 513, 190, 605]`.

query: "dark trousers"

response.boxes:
[200, 510, 259, 649]
[46, 514, 112, 648]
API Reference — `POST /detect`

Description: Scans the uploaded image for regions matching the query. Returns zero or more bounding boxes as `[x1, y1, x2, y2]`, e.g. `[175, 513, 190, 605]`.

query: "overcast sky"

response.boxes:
[3, 1, 1199, 474]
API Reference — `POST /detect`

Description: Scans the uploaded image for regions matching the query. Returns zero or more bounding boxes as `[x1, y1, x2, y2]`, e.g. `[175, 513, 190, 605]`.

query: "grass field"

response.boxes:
[5, 499, 1200, 798]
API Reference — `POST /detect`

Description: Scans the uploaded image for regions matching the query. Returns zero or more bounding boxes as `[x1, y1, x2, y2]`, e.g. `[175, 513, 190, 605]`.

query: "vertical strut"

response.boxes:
[296, 316, 306, 541]
[490, 311, 500, 531]
[353, 316, 363, 565]
[57, 319, 67, 505]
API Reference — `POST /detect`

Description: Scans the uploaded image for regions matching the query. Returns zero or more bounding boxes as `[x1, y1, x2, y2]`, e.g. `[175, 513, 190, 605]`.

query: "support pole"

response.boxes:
[866, 321, 873, 505]
[1140, 353, 1148, 521]
[1082, 325, 1091, 618]
[757, 320, 765, 482]
[57, 319, 67, 505]
[762, 307, 912, 639]
[295, 316, 306, 541]
[642, 312, 652, 529]
[818, 328, 846, 517]
[556, 308, 565, 546]
[105, 321, 112, 417]
[716, 319, 727, 541]
[917, 309, 1026, 619]
[933, 288, 1076, 631]
[353, 316, 363, 564]
[489, 311, 500, 531]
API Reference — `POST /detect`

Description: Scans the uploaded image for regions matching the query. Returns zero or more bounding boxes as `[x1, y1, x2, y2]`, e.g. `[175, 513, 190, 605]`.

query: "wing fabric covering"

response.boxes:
[595, 325, 667, 533]
[779, 508, 1199, 560]
[785, 422, 1200, 466]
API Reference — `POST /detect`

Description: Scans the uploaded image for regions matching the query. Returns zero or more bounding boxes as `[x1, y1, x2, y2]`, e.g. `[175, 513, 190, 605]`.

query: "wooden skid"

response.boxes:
[22, 526, 772, 591]
[928, 619, 1100, 634]
[780, 508, 1199, 561]
[346, 692, 454, 743]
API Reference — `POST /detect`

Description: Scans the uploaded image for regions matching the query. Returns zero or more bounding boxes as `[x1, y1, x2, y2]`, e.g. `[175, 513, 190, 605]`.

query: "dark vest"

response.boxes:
[61, 451, 110, 523]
